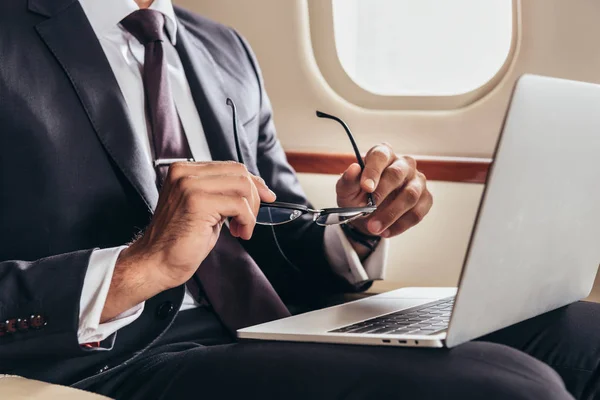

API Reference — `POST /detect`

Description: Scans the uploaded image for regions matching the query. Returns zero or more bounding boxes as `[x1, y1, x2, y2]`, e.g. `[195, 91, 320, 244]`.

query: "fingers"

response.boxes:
[177, 174, 261, 216]
[371, 158, 416, 205]
[250, 175, 277, 203]
[199, 194, 256, 240]
[165, 161, 276, 202]
[335, 163, 364, 207]
[382, 189, 433, 237]
[164, 162, 276, 240]
[366, 172, 428, 235]
[165, 161, 276, 203]
[166, 161, 241, 184]
[176, 178, 256, 239]
[361, 144, 397, 193]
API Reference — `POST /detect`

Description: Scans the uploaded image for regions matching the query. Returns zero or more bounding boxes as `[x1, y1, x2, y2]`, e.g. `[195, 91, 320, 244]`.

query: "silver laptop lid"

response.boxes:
[446, 74, 600, 348]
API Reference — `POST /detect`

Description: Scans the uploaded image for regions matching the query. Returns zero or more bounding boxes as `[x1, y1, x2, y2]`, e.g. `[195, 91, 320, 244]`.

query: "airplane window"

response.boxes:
[332, 0, 513, 96]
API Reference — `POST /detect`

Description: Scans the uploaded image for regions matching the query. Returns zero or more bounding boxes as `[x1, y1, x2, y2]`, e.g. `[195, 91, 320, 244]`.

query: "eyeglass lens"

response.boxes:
[257, 206, 305, 226]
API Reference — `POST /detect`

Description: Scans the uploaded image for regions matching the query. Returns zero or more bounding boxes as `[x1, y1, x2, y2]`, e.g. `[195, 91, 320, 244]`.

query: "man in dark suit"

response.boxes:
[1, 0, 599, 399]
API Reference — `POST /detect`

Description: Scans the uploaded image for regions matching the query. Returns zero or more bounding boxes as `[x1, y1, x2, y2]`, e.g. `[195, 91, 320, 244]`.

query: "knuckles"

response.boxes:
[403, 155, 417, 170]
[232, 174, 253, 195]
[238, 163, 249, 174]
[383, 208, 400, 223]
[236, 195, 248, 209]
[175, 175, 197, 193]
[367, 146, 392, 164]
[403, 185, 422, 206]
[385, 163, 406, 183]
[166, 161, 250, 184]
[252, 175, 267, 187]
[182, 189, 204, 211]
[224, 160, 248, 174]
[166, 162, 187, 184]
[238, 197, 257, 222]
[409, 208, 427, 224]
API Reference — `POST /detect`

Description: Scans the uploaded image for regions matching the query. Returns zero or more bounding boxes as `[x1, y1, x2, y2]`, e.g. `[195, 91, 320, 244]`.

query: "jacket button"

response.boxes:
[29, 315, 47, 330]
[17, 318, 29, 332]
[5, 319, 17, 334]
[156, 301, 174, 320]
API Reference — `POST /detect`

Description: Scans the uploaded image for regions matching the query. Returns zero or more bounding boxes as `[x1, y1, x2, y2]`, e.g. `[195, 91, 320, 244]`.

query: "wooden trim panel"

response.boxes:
[285, 151, 491, 184]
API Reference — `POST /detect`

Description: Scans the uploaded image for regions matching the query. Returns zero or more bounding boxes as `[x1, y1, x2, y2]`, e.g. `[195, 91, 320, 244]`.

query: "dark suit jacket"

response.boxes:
[0, 0, 362, 386]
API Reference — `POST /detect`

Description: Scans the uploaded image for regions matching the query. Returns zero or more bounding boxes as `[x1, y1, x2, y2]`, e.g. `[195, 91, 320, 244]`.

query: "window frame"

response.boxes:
[307, 0, 521, 111]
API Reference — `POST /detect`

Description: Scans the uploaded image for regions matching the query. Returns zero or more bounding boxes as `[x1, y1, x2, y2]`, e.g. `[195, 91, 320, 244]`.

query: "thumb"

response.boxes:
[251, 175, 277, 203]
[336, 163, 362, 206]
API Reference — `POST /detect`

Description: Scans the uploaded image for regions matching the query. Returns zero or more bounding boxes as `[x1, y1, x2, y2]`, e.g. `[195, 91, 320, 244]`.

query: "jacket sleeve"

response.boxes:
[231, 31, 374, 304]
[0, 249, 94, 362]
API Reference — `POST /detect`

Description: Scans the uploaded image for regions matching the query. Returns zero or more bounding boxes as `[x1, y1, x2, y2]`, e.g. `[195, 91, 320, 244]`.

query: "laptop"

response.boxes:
[237, 74, 600, 348]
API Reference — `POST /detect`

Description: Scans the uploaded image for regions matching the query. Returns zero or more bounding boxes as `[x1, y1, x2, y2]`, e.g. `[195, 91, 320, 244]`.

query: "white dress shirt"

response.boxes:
[77, 0, 388, 345]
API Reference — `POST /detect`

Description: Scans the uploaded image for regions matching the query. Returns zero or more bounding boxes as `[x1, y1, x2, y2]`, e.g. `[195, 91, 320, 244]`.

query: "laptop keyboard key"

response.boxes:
[347, 325, 379, 333]
[331, 325, 359, 333]
[426, 329, 446, 335]
[390, 328, 412, 334]
[327, 296, 455, 335]
[369, 326, 400, 334]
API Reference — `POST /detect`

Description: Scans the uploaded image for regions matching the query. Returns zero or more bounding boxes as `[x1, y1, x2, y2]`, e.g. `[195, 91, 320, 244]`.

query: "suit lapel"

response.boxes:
[175, 24, 259, 175]
[32, 0, 159, 211]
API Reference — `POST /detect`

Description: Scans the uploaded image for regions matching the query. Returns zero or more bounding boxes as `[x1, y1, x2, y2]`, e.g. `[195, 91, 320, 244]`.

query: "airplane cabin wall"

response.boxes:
[175, 0, 600, 300]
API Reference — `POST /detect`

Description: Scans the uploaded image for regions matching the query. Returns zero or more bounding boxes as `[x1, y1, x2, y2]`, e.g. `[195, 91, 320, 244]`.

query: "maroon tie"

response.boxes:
[121, 9, 290, 331]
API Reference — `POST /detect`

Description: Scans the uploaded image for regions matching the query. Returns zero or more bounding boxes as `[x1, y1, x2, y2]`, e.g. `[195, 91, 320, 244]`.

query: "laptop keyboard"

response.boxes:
[329, 297, 455, 336]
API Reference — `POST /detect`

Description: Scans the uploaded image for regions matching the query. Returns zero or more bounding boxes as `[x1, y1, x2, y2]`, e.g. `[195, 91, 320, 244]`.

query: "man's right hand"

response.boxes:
[101, 161, 276, 322]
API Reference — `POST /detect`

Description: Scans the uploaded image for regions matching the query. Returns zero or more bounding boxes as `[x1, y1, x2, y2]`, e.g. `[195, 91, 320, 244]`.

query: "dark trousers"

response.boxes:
[81, 301, 600, 400]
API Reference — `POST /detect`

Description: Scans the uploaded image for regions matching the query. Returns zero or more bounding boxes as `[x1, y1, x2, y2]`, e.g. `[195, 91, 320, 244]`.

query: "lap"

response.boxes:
[482, 301, 600, 399]
[88, 301, 600, 400]
[93, 341, 569, 400]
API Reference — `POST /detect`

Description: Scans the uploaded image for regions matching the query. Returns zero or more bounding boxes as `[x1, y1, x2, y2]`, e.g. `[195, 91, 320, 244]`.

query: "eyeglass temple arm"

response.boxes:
[227, 98, 245, 164]
[316, 111, 375, 207]
[228, 104, 375, 207]
[316, 111, 365, 169]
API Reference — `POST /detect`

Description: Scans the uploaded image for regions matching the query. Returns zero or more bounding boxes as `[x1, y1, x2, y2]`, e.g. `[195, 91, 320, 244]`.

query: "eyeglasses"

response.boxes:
[226, 98, 376, 226]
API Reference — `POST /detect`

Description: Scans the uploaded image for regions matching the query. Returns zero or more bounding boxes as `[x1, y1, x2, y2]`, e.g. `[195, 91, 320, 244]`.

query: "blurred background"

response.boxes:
[176, 0, 600, 299]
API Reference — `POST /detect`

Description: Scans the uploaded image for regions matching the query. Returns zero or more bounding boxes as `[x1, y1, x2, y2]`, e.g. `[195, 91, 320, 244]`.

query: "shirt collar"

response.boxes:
[78, 0, 178, 45]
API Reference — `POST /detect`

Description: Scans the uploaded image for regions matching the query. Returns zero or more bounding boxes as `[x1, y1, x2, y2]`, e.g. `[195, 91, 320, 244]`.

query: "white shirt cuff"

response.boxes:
[78, 246, 145, 345]
[323, 224, 389, 286]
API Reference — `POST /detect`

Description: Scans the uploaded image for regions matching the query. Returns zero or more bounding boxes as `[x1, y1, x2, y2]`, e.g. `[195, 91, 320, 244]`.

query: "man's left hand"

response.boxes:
[336, 143, 433, 239]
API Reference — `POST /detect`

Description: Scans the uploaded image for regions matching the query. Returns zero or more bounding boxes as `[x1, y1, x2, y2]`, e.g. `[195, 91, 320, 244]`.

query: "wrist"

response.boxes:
[120, 241, 173, 292]
[341, 222, 382, 260]
[100, 244, 164, 323]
